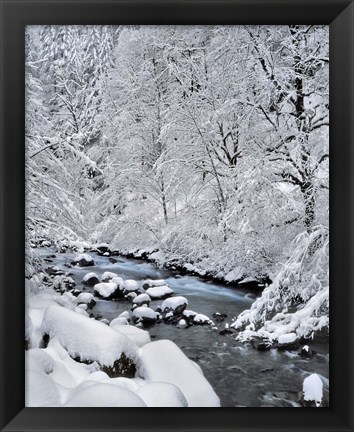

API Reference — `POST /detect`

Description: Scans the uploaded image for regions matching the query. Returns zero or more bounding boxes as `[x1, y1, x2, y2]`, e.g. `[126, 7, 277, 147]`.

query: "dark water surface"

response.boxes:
[38, 248, 329, 407]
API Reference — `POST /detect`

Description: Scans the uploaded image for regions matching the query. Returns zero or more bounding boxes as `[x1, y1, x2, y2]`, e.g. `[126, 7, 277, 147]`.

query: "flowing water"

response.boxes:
[38, 248, 329, 407]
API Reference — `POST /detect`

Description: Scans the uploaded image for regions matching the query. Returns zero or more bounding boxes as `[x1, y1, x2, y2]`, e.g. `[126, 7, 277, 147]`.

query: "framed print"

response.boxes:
[0, 0, 353, 431]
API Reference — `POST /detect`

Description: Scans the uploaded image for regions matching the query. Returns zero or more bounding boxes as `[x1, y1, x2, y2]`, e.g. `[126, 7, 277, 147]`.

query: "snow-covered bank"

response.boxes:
[231, 227, 329, 348]
[25, 265, 220, 407]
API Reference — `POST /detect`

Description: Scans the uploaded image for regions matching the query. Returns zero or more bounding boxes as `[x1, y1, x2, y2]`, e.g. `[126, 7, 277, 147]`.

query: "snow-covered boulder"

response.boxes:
[276, 333, 299, 350]
[63, 383, 146, 407]
[142, 279, 166, 290]
[111, 276, 124, 287]
[122, 279, 140, 295]
[301, 373, 323, 407]
[42, 305, 139, 374]
[111, 325, 151, 347]
[183, 310, 197, 319]
[95, 243, 111, 256]
[94, 282, 120, 299]
[125, 292, 137, 301]
[118, 311, 131, 320]
[132, 306, 157, 324]
[299, 345, 315, 358]
[82, 272, 99, 286]
[193, 314, 214, 326]
[110, 317, 129, 326]
[136, 382, 188, 407]
[146, 285, 174, 300]
[160, 296, 188, 315]
[133, 293, 151, 307]
[101, 271, 118, 282]
[76, 292, 96, 309]
[138, 340, 220, 407]
[52, 275, 75, 293]
[177, 319, 188, 329]
[71, 253, 94, 267]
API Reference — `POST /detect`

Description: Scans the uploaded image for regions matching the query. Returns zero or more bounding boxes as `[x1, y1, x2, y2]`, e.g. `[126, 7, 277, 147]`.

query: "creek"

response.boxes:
[38, 248, 329, 407]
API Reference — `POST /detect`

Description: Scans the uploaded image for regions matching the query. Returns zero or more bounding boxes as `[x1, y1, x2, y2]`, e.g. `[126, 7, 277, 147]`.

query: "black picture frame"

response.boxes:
[0, 0, 353, 431]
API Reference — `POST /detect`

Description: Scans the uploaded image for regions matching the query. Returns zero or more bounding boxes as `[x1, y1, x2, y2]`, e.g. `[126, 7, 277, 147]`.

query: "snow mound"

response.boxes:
[111, 325, 151, 347]
[94, 282, 118, 298]
[42, 305, 138, 367]
[160, 296, 188, 313]
[146, 285, 174, 299]
[76, 292, 95, 306]
[72, 253, 94, 267]
[118, 311, 131, 320]
[132, 306, 157, 323]
[26, 369, 61, 407]
[133, 293, 151, 306]
[110, 317, 129, 326]
[303, 373, 323, 406]
[183, 310, 197, 318]
[177, 319, 188, 329]
[101, 271, 118, 282]
[136, 382, 188, 407]
[111, 276, 124, 287]
[138, 340, 220, 407]
[26, 348, 54, 375]
[123, 279, 139, 293]
[64, 383, 146, 407]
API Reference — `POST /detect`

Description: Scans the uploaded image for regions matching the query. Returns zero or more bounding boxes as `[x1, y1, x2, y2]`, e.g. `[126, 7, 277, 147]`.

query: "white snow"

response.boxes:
[146, 285, 173, 299]
[303, 373, 323, 406]
[136, 382, 188, 407]
[183, 310, 197, 318]
[110, 317, 129, 326]
[42, 305, 139, 367]
[101, 271, 118, 282]
[160, 296, 188, 312]
[93, 282, 118, 298]
[118, 311, 131, 320]
[133, 293, 151, 305]
[224, 267, 244, 282]
[111, 325, 151, 347]
[177, 319, 188, 329]
[138, 340, 220, 407]
[123, 279, 139, 292]
[25, 369, 61, 407]
[111, 276, 124, 287]
[73, 253, 94, 264]
[76, 292, 95, 305]
[278, 333, 297, 345]
[132, 306, 156, 322]
[63, 383, 147, 407]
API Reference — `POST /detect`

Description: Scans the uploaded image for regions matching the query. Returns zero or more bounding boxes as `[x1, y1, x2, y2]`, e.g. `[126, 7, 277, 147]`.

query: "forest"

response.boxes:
[25, 25, 329, 407]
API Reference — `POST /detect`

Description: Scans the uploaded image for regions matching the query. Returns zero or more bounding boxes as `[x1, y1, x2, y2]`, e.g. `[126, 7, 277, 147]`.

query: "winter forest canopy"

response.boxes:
[25, 25, 329, 407]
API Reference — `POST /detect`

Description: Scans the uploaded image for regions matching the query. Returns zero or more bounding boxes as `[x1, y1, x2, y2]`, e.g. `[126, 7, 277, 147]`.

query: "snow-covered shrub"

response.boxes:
[233, 226, 329, 344]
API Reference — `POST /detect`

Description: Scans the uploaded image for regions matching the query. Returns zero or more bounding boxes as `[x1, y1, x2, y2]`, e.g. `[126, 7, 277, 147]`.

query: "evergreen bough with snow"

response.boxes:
[232, 226, 329, 346]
